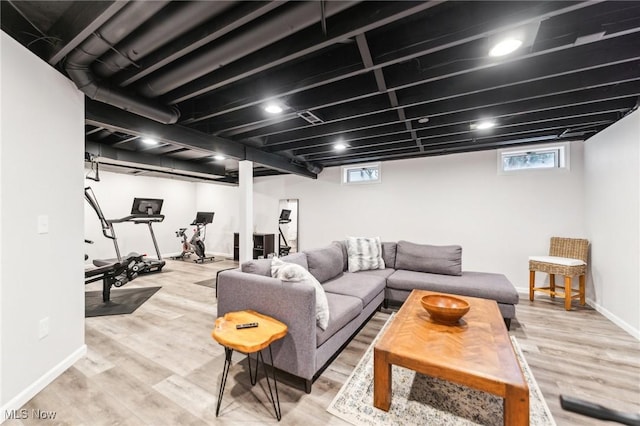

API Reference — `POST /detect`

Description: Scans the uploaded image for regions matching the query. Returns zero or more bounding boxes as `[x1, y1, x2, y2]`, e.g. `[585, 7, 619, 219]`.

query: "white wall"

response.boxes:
[84, 172, 245, 260]
[584, 109, 640, 338]
[84, 171, 198, 260]
[1, 32, 86, 417]
[195, 181, 240, 256]
[254, 142, 586, 291]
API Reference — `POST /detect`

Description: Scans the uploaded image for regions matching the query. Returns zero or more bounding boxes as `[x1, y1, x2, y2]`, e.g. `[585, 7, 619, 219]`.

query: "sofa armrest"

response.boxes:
[217, 269, 318, 380]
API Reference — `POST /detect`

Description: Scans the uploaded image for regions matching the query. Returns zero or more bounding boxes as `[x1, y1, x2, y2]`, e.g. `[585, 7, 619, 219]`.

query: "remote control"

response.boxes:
[236, 322, 258, 329]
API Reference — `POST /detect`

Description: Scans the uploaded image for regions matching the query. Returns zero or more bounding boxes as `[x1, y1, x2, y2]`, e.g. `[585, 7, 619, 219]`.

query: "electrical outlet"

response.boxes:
[39, 317, 50, 339]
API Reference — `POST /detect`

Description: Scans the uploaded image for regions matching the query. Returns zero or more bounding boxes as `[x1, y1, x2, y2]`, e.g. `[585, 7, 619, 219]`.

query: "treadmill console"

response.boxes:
[131, 198, 164, 216]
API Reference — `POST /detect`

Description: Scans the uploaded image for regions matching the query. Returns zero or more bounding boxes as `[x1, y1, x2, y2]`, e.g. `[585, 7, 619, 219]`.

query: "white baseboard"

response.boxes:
[587, 297, 640, 340]
[162, 251, 233, 259]
[516, 289, 639, 340]
[1, 344, 87, 423]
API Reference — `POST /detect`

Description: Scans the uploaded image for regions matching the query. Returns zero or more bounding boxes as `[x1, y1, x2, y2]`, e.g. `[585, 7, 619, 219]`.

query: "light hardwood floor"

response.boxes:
[7, 259, 639, 425]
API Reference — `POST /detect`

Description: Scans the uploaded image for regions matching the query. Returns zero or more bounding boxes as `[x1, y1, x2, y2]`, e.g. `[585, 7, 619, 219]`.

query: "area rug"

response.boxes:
[85, 286, 161, 317]
[193, 278, 216, 288]
[327, 315, 555, 426]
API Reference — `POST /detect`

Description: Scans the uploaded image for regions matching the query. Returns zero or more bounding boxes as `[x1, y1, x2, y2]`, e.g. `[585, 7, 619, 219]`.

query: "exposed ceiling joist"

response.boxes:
[85, 140, 226, 180]
[85, 99, 317, 179]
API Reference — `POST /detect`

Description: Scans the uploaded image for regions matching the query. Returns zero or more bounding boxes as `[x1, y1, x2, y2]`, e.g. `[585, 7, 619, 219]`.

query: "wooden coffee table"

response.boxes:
[374, 290, 529, 425]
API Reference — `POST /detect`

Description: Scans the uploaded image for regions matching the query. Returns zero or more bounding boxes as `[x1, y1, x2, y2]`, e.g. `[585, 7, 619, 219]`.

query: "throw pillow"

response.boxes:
[346, 236, 385, 273]
[271, 258, 330, 330]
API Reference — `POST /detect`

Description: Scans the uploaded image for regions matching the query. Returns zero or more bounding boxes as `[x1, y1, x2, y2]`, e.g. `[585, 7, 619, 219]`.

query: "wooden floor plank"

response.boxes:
[14, 259, 640, 425]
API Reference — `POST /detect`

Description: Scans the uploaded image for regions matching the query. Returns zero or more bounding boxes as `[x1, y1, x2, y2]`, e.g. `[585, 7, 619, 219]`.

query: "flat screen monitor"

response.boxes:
[279, 209, 291, 221]
[193, 211, 214, 225]
[131, 198, 163, 215]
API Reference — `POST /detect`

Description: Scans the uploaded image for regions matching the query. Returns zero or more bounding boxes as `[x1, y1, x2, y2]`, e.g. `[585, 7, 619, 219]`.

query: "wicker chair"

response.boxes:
[529, 237, 589, 310]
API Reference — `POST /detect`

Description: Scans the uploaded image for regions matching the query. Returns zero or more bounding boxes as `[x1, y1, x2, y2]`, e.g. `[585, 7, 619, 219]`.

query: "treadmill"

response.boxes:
[90, 193, 166, 273]
[278, 209, 292, 256]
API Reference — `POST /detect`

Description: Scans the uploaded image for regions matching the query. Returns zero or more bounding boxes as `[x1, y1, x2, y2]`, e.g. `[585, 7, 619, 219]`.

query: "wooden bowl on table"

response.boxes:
[421, 294, 470, 324]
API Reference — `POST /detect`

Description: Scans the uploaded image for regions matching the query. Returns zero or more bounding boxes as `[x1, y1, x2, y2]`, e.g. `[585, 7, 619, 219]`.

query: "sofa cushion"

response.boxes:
[332, 240, 349, 271]
[395, 241, 462, 276]
[353, 268, 396, 280]
[322, 272, 386, 307]
[271, 258, 330, 330]
[386, 269, 519, 305]
[241, 258, 272, 276]
[347, 236, 385, 272]
[241, 252, 308, 276]
[316, 293, 362, 347]
[381, 242, 397, 269]
[305, 243, 344, 283]
[281, 252, 309, 269]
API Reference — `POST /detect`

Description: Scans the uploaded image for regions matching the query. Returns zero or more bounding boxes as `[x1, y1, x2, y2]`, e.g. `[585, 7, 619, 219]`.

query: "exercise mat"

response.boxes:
[85, 286, 161, 317]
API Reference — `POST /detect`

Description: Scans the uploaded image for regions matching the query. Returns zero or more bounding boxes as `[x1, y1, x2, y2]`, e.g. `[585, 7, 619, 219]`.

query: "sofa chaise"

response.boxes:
[216, 239, 518, 393]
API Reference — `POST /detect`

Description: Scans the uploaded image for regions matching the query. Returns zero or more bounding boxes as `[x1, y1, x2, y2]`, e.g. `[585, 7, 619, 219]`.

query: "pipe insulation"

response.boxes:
[138, 1, 356, 98]
[65, 0, 181, 124]
[94, 1, 237, 78]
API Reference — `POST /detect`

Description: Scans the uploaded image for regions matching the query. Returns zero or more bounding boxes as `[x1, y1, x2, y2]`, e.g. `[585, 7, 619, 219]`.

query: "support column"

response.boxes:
[239, 161, 253, 263]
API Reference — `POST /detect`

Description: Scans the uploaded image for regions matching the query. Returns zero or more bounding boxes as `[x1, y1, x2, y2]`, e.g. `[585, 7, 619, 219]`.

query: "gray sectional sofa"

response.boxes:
[216, 240, 518, 393]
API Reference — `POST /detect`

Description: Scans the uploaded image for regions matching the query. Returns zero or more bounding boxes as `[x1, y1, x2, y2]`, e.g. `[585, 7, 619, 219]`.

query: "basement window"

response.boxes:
[342, 163, 381, 184]
[498, 143, 569, 174]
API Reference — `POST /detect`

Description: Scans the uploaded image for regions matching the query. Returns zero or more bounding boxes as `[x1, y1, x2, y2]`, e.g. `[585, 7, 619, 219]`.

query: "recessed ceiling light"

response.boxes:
[489, 38, 522, 57]
[142, 137, 158, 145]
[474, 120, 496, 130]
[264, 104, 283, 114]
[213, 155, 225, 161]
[417, 117, 429, 124]
[334, 143, 347, 151]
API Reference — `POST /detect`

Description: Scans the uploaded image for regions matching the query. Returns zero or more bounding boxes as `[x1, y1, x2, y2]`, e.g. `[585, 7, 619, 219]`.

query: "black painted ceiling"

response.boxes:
[2, 1, 639, 182]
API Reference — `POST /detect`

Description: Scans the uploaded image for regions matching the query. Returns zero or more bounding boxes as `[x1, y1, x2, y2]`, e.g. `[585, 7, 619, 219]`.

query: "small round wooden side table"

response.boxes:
[211, 309, 288, 421]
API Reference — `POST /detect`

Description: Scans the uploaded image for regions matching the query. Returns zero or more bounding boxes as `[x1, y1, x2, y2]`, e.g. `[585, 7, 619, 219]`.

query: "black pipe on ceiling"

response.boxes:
[64, 0, 180, 124]
[138, 0, 358, 98]
[93, 1, 237, 79]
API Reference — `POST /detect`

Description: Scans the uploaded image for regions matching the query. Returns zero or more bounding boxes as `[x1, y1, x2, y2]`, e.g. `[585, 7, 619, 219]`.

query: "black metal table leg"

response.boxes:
[247, 346, 282, 421]
[261, 345, 281, 421]
[248, 351, 258, 386]
[215, 347, 233, 417]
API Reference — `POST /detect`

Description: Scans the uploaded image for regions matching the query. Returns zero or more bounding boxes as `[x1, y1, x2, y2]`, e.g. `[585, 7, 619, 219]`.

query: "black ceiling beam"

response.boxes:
[281, 99, 631, 154]
[245, 147, 316, 179]
[311, 117, 611, 163]
[404, 64, 640, 120]
[400, 37, 640, 110]
[181, 1, 598, 128]
[85, 140, 226, 178]
[164, 1, 441, 105]
[84, 99, 317, 178]
[267, 87, 638, 157]
[217, 73, 380, 136]
[293, 109, 623, 157]
[47, 1, 127, 66]
[225, 30, 640, 141]
[257, 63, 640, 148]
[317, 130, 588, 167]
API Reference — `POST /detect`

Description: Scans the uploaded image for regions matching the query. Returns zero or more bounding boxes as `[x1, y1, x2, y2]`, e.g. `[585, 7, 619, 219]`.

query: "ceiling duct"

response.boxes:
[64, 1, 180, 124]
[138, 1, 358, 98]
[93, 1, 236, 78]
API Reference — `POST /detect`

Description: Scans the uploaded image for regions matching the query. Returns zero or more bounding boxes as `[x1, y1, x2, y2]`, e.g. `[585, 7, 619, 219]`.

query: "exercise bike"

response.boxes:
[172, 212, 215, 263]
